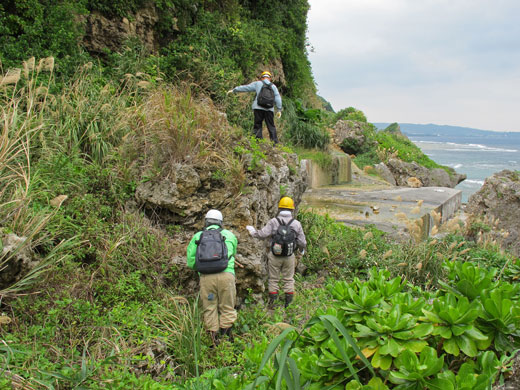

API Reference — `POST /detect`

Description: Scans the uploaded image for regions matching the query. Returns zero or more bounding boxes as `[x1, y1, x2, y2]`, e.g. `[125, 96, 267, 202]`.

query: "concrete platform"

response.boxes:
[302, 185, 462, 240]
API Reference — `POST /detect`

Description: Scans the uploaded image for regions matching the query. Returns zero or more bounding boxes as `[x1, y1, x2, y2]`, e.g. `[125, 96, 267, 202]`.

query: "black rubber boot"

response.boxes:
[219, 327, 234, 342]
[284, 293, 294, 308]
[268, 293, 278, 309]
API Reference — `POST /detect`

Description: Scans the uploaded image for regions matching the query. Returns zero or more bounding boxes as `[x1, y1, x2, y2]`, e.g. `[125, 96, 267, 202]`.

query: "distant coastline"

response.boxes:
[373, 123, 520, 202]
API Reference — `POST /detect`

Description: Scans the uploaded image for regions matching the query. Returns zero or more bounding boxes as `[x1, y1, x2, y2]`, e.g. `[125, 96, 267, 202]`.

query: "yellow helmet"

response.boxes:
[260, 71, 272, 79]
[278, 196, 295, 210]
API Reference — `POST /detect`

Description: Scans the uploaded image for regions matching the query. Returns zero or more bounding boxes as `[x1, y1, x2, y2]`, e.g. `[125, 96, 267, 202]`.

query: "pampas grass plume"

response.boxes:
[1, 68, 21, 86]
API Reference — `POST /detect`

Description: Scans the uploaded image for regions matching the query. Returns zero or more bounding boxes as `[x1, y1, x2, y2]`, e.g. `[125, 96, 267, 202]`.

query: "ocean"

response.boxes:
[406, 134, 520, 203]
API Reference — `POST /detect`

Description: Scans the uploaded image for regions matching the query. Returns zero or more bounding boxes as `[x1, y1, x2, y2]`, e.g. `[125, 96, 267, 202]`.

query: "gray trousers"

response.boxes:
[267, 252, 295, 294]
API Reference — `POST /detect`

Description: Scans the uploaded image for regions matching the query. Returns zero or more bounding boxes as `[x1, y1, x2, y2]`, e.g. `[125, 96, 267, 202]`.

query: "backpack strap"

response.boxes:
[276, 217, 286, 226]
[286, 218, 295, 227]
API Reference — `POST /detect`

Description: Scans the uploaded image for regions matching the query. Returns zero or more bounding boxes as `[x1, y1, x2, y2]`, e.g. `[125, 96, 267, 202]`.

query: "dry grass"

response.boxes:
[0, 57, 73, 298]
[126, 84, 243, 181]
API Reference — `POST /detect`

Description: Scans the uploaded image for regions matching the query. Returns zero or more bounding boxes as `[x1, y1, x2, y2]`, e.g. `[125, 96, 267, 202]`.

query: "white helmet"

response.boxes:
[205, 209, 223, 225]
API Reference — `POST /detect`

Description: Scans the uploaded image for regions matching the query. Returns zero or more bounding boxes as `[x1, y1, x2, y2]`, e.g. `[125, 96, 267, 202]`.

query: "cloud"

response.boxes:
[307, 0, 520, 131]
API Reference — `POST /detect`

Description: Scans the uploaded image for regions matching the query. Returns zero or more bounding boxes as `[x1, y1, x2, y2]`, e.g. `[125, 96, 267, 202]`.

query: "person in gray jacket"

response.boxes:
[227, 70, 282, 144]
[246, 196, 306, 308]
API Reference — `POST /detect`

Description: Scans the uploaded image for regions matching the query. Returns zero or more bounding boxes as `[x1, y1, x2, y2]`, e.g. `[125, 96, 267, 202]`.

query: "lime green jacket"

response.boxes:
[186, 225, 238, 274]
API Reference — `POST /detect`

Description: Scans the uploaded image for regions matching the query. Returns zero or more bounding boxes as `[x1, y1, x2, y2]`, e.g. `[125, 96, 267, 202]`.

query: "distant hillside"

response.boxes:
[373, 123, 520, 141]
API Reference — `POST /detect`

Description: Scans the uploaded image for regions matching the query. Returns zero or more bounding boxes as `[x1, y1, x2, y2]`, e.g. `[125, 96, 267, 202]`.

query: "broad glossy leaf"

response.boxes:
[403, 340, 428, 353]
[420, 347, 444, 377]
[426, 377, 454, 390]
[457, 334, 478, 357]
[434, 326, 452, 339]
[464, 326, 488, 341]
[452, 324, 469, 337]
[411, 323, 434, 338]
[379, 337, 400, 357]
[421, 309, 441, 323]
[443, 338, 460, 356]
[372, 350, 392, 370]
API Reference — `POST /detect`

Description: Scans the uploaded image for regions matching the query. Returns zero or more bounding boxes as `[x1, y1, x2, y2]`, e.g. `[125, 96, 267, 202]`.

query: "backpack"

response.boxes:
[194, 228, 229, 274]
[257, 82, 275, 108]
[271, 218, 296, 257]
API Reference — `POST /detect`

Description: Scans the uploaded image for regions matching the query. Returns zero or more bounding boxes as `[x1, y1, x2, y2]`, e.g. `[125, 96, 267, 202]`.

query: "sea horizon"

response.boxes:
[373, 123, 520, 203]
[408, 136, 520, 203]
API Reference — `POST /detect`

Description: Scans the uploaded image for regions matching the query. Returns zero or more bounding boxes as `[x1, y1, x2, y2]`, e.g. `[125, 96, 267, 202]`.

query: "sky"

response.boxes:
[306, 0, 520, 132]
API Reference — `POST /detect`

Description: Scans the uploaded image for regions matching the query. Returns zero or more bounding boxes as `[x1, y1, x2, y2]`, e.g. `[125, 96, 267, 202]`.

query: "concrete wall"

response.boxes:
[301, 154, 352, 188]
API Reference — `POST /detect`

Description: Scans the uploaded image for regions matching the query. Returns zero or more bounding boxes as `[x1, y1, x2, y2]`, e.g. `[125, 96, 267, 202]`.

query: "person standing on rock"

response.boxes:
[227, 70, 282, 144]
[246, 196, 306, 308]
[186, 209, 238, 345]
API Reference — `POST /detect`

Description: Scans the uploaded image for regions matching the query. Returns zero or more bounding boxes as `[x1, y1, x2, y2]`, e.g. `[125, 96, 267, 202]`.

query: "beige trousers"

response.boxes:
[199, 272, 237, 332]
[267, 252, 295, 294]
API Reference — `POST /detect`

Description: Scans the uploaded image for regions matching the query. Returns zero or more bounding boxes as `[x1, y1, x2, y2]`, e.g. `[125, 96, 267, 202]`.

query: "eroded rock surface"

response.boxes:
[0, 233, 38, 290]
[135, 151, 307, 299]
[465, 170, 520, 257]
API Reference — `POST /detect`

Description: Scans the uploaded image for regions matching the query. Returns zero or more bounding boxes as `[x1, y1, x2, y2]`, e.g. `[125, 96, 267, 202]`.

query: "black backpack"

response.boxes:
[194, 228, 229, 274]
[257, 82, 275, 108]
[271, 218, 296, 257]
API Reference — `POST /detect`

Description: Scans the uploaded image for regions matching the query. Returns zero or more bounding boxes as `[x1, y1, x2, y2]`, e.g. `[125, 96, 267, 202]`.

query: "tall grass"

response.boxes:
[0, 57, 76, 298]
[158, 295, 204, 379]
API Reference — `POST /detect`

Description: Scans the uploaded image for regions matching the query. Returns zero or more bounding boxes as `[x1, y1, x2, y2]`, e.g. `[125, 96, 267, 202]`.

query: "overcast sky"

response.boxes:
[307, 0, 520, 132]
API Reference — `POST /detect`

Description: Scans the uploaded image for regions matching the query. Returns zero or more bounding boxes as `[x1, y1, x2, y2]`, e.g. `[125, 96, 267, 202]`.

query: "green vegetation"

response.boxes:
[1, 1, 519, 389]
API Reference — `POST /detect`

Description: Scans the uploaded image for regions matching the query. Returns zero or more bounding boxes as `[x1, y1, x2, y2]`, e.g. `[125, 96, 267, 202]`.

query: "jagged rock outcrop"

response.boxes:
[135, 151, 307, 300]
[333, 120, 376, 155]
[0, 233, 38, 290]
[383, 158, 466, 188]
[465, 170, 520, 257]
[374, 162, 397, 186]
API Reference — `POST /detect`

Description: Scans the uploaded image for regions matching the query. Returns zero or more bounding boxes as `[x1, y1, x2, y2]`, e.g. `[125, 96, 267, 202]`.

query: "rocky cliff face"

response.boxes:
[465, 170, 520, 257]
[82, 7, 162, 55]
[134, 150, 307, 301]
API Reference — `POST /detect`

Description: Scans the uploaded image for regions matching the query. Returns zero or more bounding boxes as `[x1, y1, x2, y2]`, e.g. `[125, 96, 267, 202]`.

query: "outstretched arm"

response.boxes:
[233, 81, 259, 93]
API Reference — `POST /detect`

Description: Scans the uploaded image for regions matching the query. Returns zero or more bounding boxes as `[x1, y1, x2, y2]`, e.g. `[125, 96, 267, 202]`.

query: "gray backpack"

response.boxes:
[194, 228, 229, 274]
[271, 218, 296, 256]
[257, 83, 275, 108]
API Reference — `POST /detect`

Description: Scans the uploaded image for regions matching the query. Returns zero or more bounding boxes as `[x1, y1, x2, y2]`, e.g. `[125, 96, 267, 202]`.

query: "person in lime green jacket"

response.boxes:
[187, 209, 238, 344]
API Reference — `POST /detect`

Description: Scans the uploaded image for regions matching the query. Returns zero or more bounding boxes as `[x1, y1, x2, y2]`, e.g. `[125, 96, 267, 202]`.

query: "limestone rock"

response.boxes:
[82, 6, 160, 55]
[407, 177, 423, 188]
[465, 170, 520, 256]
[0, 233, 39, 289]
[374, 162, 397, 186]
[332, 120, 376, 155]
[134, 150, 308, 297]
[385, 158, 465, 188]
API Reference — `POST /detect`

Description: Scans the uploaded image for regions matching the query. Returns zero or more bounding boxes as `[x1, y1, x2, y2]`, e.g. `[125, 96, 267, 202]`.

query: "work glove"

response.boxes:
[276, 111, 282, 119]
[226, 89, 234, 95]
[246, 225, 256, 235]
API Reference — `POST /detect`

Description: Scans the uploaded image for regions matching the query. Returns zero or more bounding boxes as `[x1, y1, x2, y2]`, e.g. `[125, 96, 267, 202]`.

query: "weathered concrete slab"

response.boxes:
[302, 185, 462, 240]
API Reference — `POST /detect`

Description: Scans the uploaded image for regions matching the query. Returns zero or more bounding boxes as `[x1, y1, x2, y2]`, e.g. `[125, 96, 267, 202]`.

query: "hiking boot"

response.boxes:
[268, 293, 279, 309]
[209, 330, 220, 347]
[284, 293, 294, 308]
[219, 327, 234, 342]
